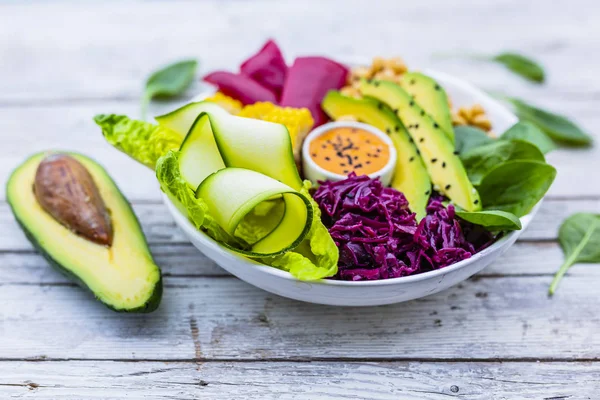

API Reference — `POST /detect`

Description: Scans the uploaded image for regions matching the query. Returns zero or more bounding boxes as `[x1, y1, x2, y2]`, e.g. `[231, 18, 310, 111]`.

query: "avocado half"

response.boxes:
[6, 152, 162, 312]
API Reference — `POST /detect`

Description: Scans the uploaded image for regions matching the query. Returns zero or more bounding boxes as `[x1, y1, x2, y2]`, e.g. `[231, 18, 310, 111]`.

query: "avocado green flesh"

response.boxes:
[399, 72, 454, 143]
[321, 91, 431, 219]
[360, 80, 481, 212]
[6, 153, 162, 312]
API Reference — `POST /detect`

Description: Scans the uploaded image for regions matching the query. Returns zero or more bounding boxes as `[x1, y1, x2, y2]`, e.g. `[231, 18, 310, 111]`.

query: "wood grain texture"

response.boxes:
[1, 198, 599, 252]
[0, 360, 597, 400]
[1, 275, 599, 360]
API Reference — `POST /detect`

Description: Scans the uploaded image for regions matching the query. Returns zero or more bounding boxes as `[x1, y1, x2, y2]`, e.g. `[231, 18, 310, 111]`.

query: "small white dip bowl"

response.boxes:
[302, 121, 397, 186]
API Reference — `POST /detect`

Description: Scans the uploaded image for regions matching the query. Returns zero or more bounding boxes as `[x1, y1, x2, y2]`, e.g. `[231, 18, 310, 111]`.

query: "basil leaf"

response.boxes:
[142, 59, 198, 119]
[492, 52, 545, 83]
[461, 139, 545, 185]
[454, 125, 494, 155]
[477, 160, 556, 217]
[509, 98, 592, 146]
[455, 210, 522, 231]
[501, 121, 556, 154]
[549, 213, 600, 295]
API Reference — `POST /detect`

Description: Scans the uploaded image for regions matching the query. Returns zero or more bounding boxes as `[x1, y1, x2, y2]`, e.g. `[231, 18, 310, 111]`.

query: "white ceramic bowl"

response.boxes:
[302, 121, 397, 186]
[163, 69, 534, 306]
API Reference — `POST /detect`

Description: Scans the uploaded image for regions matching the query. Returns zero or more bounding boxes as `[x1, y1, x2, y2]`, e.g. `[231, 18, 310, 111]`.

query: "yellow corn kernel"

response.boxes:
[237, 101, 277, 119]
[204, 92, 243, 114]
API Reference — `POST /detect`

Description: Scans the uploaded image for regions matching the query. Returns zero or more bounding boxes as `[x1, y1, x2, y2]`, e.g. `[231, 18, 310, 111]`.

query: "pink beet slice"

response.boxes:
[240, 39, 288, 99]
[280, 57, 349, 126]
[203, 71, 277, 105]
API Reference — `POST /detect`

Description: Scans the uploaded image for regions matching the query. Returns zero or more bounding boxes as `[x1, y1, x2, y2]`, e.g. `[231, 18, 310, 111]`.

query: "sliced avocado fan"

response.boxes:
[360, 79, 481, 212]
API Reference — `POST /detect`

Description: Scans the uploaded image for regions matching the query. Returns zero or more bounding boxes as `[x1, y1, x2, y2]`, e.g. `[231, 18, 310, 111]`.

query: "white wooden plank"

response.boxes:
[0, 275, 598, 360]
[0, 198, 599, 252]
[0, 241, 596, 286]
[0, 360, 597, 400]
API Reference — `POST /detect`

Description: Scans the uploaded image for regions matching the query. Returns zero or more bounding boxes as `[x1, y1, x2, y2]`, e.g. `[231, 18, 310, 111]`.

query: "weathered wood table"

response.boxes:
[1, 0, 599, 398]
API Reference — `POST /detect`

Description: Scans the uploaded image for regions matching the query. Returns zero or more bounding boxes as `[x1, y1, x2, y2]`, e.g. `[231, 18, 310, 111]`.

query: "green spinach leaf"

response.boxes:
[455, 210, 522, 231]
[508, 98, 592, 146]
[454, 125, 494, 155]
[461, 139, 545, 185]
[477, 160, 556, 217]
[501, 121, 556, 154]
[549, 213, 600, 295]
[492, 52, 545, 83]
[142, 59, 198, 119]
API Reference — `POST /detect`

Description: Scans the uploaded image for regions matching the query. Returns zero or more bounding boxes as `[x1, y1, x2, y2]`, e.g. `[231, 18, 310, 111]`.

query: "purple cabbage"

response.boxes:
[313, 174, 494, 281]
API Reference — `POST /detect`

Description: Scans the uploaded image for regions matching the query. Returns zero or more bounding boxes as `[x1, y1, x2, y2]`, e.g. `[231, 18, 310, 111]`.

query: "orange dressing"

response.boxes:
[309, 127, 390, 176]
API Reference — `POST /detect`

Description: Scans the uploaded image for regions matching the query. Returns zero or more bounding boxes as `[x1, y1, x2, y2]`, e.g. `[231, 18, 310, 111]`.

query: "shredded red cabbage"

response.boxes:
[313, 173, 494, 281]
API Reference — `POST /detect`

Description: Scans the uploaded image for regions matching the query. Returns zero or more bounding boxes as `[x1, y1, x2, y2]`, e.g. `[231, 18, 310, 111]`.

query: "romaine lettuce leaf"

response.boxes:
[155, 150, 237, 246]
[94, 114, 182, 169]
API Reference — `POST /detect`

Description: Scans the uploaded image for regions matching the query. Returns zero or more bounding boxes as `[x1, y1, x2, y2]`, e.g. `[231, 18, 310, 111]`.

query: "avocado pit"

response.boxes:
[33, 154, 114, 246]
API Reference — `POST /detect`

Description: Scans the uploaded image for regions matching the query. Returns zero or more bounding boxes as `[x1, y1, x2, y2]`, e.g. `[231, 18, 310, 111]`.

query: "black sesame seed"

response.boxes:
[419, 138, 425, 143]
[409, 100, 415, 106]
[322, 144, 327, 149]
[393, 108, 399, 114]
[353, 156, 358, 160]
[311, 153, 317, 157]
[415, 123, 420, 129]
[325, 156, 331, 161]
[442, 162, 446, 168]
[344, 170, 349, 174]
[433, 123, 439, 129]
[340, 163, 346, 167]
[395, 126, 400, 132]
[377, 103, 383, 110]
[416, 149, 421, 155]
[410, 79, 416, 85]
[425, 190, 431, 195]
[474, 199, 479, 204]
[434, 84, 441, 90]
[373, 154, 379, 158]
[355, 163, 363, 168]
[366, 161, 371, 165]
[409, 137, 414, 143]
[386, 128, 391, 134]
[453, 150, 459, 155]
[431, 158, 438, 163]
[409, 157, 415, 162]
[420, 110, 425, 116]
[445, 184, 451, 190]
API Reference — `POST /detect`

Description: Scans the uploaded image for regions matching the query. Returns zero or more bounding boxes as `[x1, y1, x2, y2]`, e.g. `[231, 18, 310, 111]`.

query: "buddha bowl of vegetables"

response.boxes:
[96, 40, 555, 306]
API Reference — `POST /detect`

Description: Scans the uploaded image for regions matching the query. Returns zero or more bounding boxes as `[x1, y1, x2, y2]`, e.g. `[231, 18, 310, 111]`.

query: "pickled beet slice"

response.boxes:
[280, 57, 349, 126]
[240, 39, 288, 99]
[203, 71, 277, 105]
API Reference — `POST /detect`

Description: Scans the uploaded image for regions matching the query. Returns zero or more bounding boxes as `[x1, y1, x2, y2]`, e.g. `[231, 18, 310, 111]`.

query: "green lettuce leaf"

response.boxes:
[266, 181, 339, 280]
[155, 150, 237, 246]
[94, 114, 182, 169]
